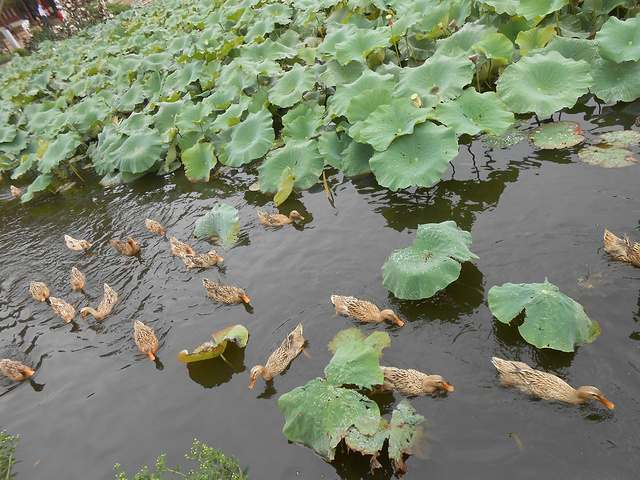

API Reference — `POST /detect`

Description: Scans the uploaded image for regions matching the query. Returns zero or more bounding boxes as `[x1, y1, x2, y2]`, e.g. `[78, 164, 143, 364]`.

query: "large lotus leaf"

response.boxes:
[318, 131, 372, 177]
[282, 103, 324, 141]
[515, 26, 556, 56]
[182, 141, 217, 182]
[496, 51, 592, 118]
[516, 0, 566, 20]
[37, 132, 82, 174]
[386, 399, 427, 469]
[162, 61, 204, 94]
[177, 324, 249, 363]
[382, 221, 478, 300]
[257, 140, 324, 194]
[153, 99, 186, 138]
[175, 102, 215, 134]
[345, 88, 394, 124]
[578, 146, 637, 168]
[481, 0, 518, 16]
[2, 130, 29, 157]
[335, 27, 390, 65]
[112, 129, 163, 174]
[20, 172, 53, 203]
[0, 124, 17, 144]
[117, 113, 154, 136]
[241, 38, 297, 63]
[598, 131, 640, 148]
[435, 88, 514, 136]
[193, 203, 239, 248]
[278, 377, 382, 461]
[596, 16, 640, 63]
[318, 58, 366, 87]
[116, 81, 146, 112]
[209, 97, 251, 133]
[220, 109, 274, 167]
[488, 279, 600, 352]
[318, 131, 345, 169]
[327, 70, 395, 119]
[369, 121, 458, 192]
[66, 96, 112, 134]
[317, 23, 359, 57]
[542, 36, 598, 64]
[472, 32, 514, 64]
[268, 64, 317, 108]
[529, 121, 584, 149]
[590, 57, 640, 104]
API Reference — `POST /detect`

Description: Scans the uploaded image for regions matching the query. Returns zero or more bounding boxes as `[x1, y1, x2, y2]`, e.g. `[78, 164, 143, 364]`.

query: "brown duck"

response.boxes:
[1, 359, 35, 382]
[64, 234, 92, 251]
[81, 283, 119, 321]
[492, 357, 614, 409]
[134, 320, 159, 361]
[145, 219, 165, 235]
[181, 251, 224, 270]
[50, 296, 76, 323]
[202, 278, 250, 304]
[70, 267, 86, 291]
[258, 210, 305, 227]
[381, 366, 454, 395]
[30, 281, 50, 302]
[331, 295, 404, 326]
[109, 237, 141, 256]
[604, 228, 640, 267]
[170, 236, 195, 257]
[249, 323, 304, 389]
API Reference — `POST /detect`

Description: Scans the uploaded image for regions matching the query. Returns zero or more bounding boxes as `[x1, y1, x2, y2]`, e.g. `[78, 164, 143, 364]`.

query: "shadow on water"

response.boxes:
[185, 343, 246, 389]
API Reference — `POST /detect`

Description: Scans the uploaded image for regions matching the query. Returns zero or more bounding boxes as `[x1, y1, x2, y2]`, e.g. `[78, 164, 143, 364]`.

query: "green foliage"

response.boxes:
[0, 425, 19, 479]
[177, 324, 249, 363]
[529, 121, 585, 149]
[193, 204, 240, 248]
[106, 2, 132, 15]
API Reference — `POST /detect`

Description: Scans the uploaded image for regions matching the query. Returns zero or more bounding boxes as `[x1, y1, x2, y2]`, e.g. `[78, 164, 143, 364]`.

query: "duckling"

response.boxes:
[145, 219, 165, 235]
[249, 323, 304, 389]
[604, 228, 640, 267]
[70, 267, 85, 291]
[258, 210, 305, 227]
[10, 185, 21, 197]
[50, 296, 76, 323]
[134, 320, 159, 361]
[381, 366, 454, 395]
[29, 281, 50, 302]
[491, 357, 614, 409]
[109, 237, 140, 256]
[202, 278, 250, 304]
[170, 236, 195, 257]
[331, 295, 404, 326]
[181, 251, 224, 270]
[81, 283, 119, 321]
[0, 359, 35, 382]
[65, 234, 92, 251]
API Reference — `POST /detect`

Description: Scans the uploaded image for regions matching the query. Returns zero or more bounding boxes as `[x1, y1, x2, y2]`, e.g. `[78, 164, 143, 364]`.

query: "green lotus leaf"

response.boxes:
[589, 57, 640, 104]
[496, 51, 592, 118]
[116, 81, 146, 112]
[542, 36, 598, 64]
[38, 132, 82, 174]
[2, 130, 30, 157]
[273, 166, 297, 206]
[472, 32, 514, 64]
[382, 221, 478, 300]
[436, 24, 497, 57]
[596, 16, 640, 63]
[153, 99, 187, 138]
[488, 279, 601, 352]
[240, 38, 296, 63]
[20, 172, 53, 203]
[11, 152, 37, 179]
[345, 88, 393, 125]
[327, 70, 395, 119]
[278, 377, 382, 461]
[193, 203, 239, 248]
[209, 97, 251, 133]
[177, 324, 249, 363]
[598, 131, 640, 148]
[325, 339, 384, 389]
[282, 102, 324, 141]
[578, 146, 638, 168]
[317, 131, 344, 169]
[258, 140, 324, 194]
[436, 88, 514, 136]
[482, 0, 518, 15]
[385, 400, 427, 469]
[162, 61, 204, 94]
[220, 109, 274, 167]
[175, 101, 214, 134]
[0, 125, 17, 144]
[117, 113, 154, 135]
[369, 121, 458, 192]
[582, 0, 628, 14]
[318, 131, 372, 177]
[334, 27, 390, 65]
[317, 23, 359, 58]
[268, 64, 317, 108]
[318, 59, 365, 87]
[112, 129, 163, 174]
[529, 121, 585, 149]
[515, 26, 556, 56]
[66, 96, 112, 134]
[515, 0, 566, 19]
[182, 141, 217, 182]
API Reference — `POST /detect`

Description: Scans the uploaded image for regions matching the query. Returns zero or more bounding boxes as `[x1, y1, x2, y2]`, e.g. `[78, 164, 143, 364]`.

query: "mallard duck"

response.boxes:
[491, 357, 614, 409]
[65, 234, 92, 251]
[134, 320, 159, 361]
[50, 296, 76, 323]
[29, 281, 50, 302]
[81, 283, 119, 321]
[70, 267, 85, 291]
[249, 323, 304, 389]
[202, 278, 250, 304]
[109, 237, 141, 256]
[331, 295, 404, 326]
[381, 366, 454, 395]
[257, 210, 305, 227]
[170, 236, 195, 257]
[0, 359, 35, 382]
[10, 185, 21, 197]
[604, 228, 640, 267]
[181, 251, 224, 270]
[145, 219, 165, 235]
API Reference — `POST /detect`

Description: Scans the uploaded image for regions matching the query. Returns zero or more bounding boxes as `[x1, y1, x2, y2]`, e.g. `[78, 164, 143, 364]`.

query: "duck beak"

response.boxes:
[393, 315, 404, 327]
[216, 254, 224, 262]
[147, 352, 156, 361]
[248, 377, 256, 389]
[598, 396, 615, 410]
[25, 367, 35, 377]
[242, 294, 251, 304]
[443, 382, 454, 392]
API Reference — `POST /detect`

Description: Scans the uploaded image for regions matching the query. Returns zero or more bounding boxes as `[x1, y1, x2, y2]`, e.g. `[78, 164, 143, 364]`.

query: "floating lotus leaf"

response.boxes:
[515, 26, 556, 56]
[596, 16, 640, 63]
[193, 203, 239, 248]
[181, 141, 217, 182]
[472, 32, 514, 64]
[496, 51, 592, 118]
[112, 129, 163, 174]
[529, 121, 585, 149]
[578, 146, 638, 168]
[382, 221, 478, 300]
[369, 121, 458, 192]
[327, 70, 395, 118]
[488, 279, 601, 352]
[267, 64, 317, 108]
[516, 0, 566, 20]
[257, 140, 324, 194]
[334, 27, 390, 65]
[177, 324, 249, 363]
[481, 123, 528, 148]
[598, 131, 640, 147]
[273, 166, 297, 206]
[436, 88, 514, 136]
[589, 57, 640, 104]
[37, 132, 82, 174]
[220, 109, 274, 167]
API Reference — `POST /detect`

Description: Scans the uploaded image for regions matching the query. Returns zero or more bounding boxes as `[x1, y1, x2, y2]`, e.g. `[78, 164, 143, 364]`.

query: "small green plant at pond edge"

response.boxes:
[0, 425, 20, 479]
[114, 440, 248, 480]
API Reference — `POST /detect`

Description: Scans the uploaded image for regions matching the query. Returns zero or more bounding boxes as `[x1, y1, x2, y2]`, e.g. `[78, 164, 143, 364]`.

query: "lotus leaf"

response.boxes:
[382, 221, 478, 300]
[281, 103, 324, 141]
[220, 109, 274, 167]
[257, 140, 324, 194]
[318, 59, 365, 87]
[326, 70, 395, 119]
[542, 37, 598, 64]
[345, 88, 394, 124]
[515, 26, 556, 56]
[181, 141, 217, 182]
[488, 279, 601, 352]
[589, 57, 640, 104]
[20, 173, 53, 203]
[113, 129, 163, 174]
[578, 146, 638, 168]
[117, 113, 154, 136]
[318, 131, 372, 177]
[209, 97, 251, 133]
[385, 400, 427, 472]
[436, 88, 514, 136]
[472, 32, 514, 64]
[117, 81, 146, 112]
[193, 203, 239, 248]
[267, 64, 317, 108]
[65, 96, 112, 134]
[596, 16, 640, 63]
[334, 27, 390, 65]
[37, 132, 82, 174]
[598, 131, 640, 148]
[177, 324, 249, 363]
[317, 23, 359, 58]
[529, 121, 584, 149]
[0, 125, 17, 144]
[273, 166, 297, 206]
[516, 0, 566, 20]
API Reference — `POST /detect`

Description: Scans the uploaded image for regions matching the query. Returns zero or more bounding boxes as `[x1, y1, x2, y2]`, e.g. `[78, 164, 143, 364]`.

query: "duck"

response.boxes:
[10, 185, 21, 197]
[170, 236, 195, 257]
[202, 278, 250, 304]
[330, 295, 404, 326]
[134, 320, 159, 361]
[249, 323, 304, 389]
[50, 296, 76, 323]
[145, 219, 165, 235]
[257, 210, 305, 227]
[29, 281, 50, 302]
[491, 357, 614, 409]
[0, 359, 35, 382]
[181, 251, 224, 270]
[81, 283, 119, 321]
[604, 228, 640, 267]
[380, 366, 454, 395]
[64, 234, 92, 251]
[109, 237, 141, 256]
[70, 267, 85, 291]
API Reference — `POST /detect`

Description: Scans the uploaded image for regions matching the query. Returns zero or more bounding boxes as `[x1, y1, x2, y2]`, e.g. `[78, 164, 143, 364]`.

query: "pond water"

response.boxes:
[2, 97, 640, 479]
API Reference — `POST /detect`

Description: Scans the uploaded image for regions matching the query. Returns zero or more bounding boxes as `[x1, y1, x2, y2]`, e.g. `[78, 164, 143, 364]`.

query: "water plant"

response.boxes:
[0, 425, 19, 479]
[177, 324, 249, 364]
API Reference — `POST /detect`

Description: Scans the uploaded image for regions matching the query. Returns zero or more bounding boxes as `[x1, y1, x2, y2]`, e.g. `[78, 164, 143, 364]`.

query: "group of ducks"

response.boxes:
[1, 218, 628, 411]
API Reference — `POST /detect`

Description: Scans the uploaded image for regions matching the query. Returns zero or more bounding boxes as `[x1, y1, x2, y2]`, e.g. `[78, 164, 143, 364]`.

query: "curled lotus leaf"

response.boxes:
[472, 32, 514, 64]
[257, 140, 324, 194]
[596, 16, 640, 64]
[177, 324, 249, 363]
[193, 203, 240, 248]
[488, 279, 601, 352]
[327, 70, 395, 119]
[529, 121, 585, 149]
[515, 26, 556, 56]
[37, 132, 82, 174]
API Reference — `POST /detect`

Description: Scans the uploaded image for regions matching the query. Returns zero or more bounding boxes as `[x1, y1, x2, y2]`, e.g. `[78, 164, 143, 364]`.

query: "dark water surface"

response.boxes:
[2, 98, 640, 479]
